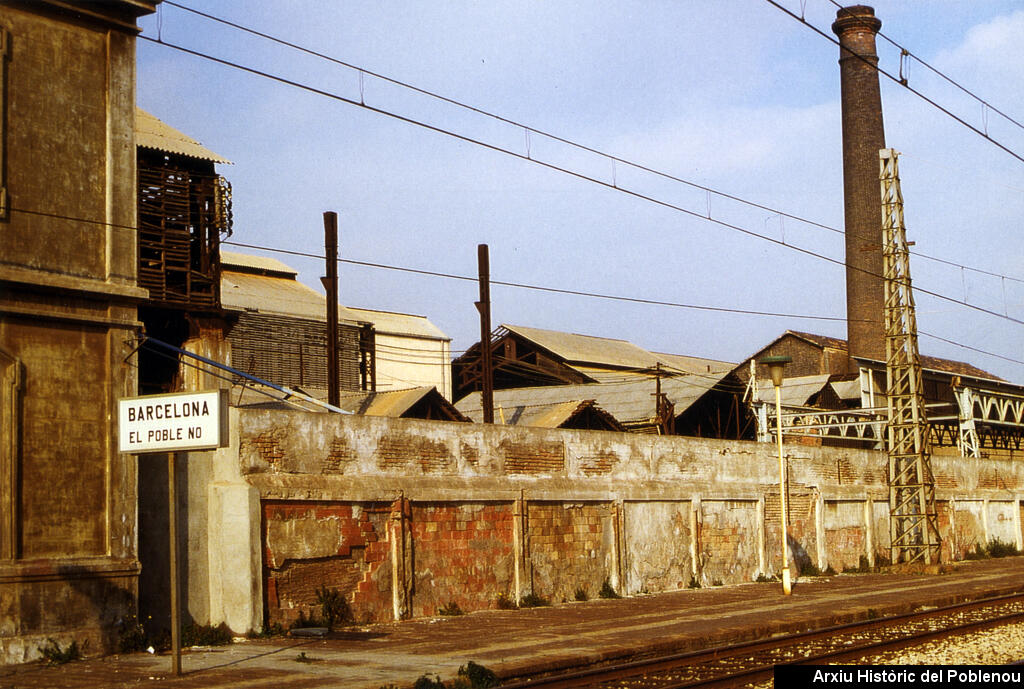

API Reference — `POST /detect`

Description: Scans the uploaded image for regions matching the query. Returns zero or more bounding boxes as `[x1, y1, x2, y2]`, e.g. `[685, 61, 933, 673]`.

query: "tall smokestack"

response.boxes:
[833, 5, 886, 366]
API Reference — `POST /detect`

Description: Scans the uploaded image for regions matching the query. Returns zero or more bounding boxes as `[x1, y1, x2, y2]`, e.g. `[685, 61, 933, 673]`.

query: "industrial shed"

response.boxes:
[456, 370, 749, 438]
[220, 252, 371, 393]
[453, 323, 733, 400]
[736, 330, 1024, 458]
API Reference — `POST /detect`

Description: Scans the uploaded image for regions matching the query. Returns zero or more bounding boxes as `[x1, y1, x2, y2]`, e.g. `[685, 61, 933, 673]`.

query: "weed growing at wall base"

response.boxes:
[598, 580, 621, 599]
[316, 585, 352, 631]
[438, 601, 464, 616]
[518, 593, 549, 608]
[399, 662, 499, 689]
[39, 639, 81, 665]
[117, 615, 148, 653]
[182, 622, 233, 647]
[984, 538, 1021, 558]
[496, 593, 517, 609]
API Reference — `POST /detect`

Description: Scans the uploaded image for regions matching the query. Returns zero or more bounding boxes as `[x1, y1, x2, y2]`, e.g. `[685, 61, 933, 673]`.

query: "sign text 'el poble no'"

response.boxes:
[118, 390, 228, 453]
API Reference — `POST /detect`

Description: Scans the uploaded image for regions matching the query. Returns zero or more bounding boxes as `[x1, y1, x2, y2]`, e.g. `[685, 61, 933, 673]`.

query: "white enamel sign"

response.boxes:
[118, 390, 227, 453]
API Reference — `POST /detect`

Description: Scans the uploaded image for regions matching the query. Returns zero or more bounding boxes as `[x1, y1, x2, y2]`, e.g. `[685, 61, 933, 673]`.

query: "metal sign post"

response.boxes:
[168, 451, 181, 676]
[118, 390, 229, 677]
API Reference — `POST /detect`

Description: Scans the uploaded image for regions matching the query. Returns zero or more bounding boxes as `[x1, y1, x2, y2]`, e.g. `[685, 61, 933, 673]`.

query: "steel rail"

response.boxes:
[498, 591, 1024, 689]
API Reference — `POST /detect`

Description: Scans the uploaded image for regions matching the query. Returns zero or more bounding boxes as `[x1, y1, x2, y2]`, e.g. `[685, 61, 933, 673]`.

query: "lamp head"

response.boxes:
[759, 355, 792, 388]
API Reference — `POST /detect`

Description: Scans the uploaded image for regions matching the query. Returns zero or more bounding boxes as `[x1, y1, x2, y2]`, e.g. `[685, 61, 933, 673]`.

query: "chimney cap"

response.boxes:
[832, 5, 881, 35]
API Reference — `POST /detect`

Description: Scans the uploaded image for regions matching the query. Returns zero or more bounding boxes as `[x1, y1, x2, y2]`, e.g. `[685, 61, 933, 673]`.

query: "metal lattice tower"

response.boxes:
[880, 148, 941, 564]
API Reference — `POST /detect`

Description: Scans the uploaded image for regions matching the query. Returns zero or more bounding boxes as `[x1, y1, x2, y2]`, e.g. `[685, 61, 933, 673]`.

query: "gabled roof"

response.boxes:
[345, 306, 449, 341]
[502, 324, 661, 370]
[482, 398, 624, 431]
[653, 352, 735, 375]
[499, 324, 734, 374]
[456, 371, 734, 426]
[335, 387, 468, 421]
[135, 108, 231, 164]
[752, 374, 834, 406]
[221, 251, 298, 279]
[742, 330, 1001, 382]
[220, 252, 364, 323]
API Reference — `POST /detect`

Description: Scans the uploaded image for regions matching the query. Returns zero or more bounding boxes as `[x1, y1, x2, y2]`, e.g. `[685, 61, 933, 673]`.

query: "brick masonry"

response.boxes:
[262, 501, 394, 626]
[527, 502, 611, 602]
[189, 410, 1024, 631]
[409, 502, 514, 616]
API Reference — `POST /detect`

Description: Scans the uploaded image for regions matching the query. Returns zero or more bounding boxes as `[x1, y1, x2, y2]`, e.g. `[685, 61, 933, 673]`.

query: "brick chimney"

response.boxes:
[833, 5, 886, 366]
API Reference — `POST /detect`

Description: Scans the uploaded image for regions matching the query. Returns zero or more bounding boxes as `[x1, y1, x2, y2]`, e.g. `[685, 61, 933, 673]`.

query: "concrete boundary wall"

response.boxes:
[183, 409, 1024, 632]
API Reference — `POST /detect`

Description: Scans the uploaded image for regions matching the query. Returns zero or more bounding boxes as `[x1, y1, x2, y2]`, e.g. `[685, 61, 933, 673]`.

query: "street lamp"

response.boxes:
[760, 355, 793, 595]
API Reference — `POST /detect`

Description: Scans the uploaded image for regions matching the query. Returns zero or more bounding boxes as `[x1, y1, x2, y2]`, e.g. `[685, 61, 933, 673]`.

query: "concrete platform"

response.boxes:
[2, 557, 1023, 689]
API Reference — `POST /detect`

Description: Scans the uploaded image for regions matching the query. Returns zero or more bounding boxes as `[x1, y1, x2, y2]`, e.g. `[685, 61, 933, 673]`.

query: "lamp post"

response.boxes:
[760, 355, 792, 595]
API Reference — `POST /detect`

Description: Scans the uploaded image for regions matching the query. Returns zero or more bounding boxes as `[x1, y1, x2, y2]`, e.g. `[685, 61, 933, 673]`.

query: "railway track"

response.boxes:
[499, 592, 1024, 688]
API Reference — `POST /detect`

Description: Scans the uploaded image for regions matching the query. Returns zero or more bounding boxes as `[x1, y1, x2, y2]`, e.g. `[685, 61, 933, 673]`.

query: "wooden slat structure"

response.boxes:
[137, 149, 231, 309]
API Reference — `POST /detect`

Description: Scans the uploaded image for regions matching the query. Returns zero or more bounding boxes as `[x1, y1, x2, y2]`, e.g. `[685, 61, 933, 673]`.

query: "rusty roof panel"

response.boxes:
[457, 371, 733, 425]
[135, 108, 231, 164]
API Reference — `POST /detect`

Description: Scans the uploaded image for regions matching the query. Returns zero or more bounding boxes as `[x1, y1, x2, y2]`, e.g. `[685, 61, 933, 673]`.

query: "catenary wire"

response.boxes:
[151, 2, 1024, 286]
[221, 241, 850, 322]
[133, 36, 1024, 331]
[224, 239, 1024, 370]
[821, 0, 1024, 137]
[763, 0, 1024, 166]
[6, 197, 1021, 369]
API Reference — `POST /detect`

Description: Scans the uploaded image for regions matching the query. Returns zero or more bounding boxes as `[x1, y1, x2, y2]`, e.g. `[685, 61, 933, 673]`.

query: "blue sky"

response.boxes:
[137, 1, 1024, 383]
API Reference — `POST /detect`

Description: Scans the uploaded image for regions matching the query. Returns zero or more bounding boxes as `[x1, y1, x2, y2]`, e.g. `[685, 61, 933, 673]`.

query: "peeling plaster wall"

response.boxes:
[183, 409, 1024, 632]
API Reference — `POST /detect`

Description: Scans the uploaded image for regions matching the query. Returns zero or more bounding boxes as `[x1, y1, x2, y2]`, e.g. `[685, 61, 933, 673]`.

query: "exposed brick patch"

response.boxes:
[935, 470, 959, 490]
[246, 429, 287, 469]
[262, 501, 393, 626]
[978, 471, 1007, 490]
[376, 433, 453, 473]
[837, 458, 855, 485]
[502, 440, 565, 475]
[321, 437, 356, 474]
[527, 502, 609, 601]
[461, 441, 480, 468]
[409, 502, 514, 617]
[579, 451, 619, 477]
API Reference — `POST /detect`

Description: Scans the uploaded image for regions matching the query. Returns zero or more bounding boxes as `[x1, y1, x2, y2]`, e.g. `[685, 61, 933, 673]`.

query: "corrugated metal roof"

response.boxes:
[653, 352, 735, 375]
[830, 379, 862, 401]
[456, 371, 732, 425]
[221, 251, 299, 278]
[752, 374, 833, 406]
[785, 331, 1002, 382]
[501, 399, 587, 427]
[135, 108, 231, 164]
[335, 387, 434, 417]
[503, 324, 661, 370]
[346, 306, 449, 341]
[221, 267, 364, 323]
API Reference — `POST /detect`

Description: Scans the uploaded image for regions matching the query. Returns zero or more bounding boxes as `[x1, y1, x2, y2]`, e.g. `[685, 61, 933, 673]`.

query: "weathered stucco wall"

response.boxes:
[184, 409, 1024, 633]
[0, 1, 156, 664]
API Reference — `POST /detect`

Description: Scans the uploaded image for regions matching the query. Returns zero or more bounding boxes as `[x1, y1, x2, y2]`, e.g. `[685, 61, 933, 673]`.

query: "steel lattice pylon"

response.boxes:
[880, 148, 941, 564]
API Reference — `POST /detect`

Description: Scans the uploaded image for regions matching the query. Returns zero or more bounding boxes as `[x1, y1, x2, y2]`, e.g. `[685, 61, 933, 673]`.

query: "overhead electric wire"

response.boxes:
[136, 35, 1024, 332]
[222, 240, 848, 323]
[224, 239, 1024, 372]
[763, 0, 1024, 166]
[151, 2, 1024, 287]
[6, 192, 1022, 369]
[821, 0, 1024, 138]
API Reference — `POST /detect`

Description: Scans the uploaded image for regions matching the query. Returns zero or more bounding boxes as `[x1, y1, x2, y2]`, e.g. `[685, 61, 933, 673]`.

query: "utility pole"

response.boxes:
[475, 244, 494, 423]
[880, 149, 940, 564]
[323, 212, 340, 406]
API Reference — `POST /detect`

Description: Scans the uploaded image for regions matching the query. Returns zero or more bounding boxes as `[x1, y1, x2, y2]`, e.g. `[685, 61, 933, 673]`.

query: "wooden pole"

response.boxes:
[475, 244, 494, 424]
[324, 212, 340, 406]
[168, 452, 181, 675]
